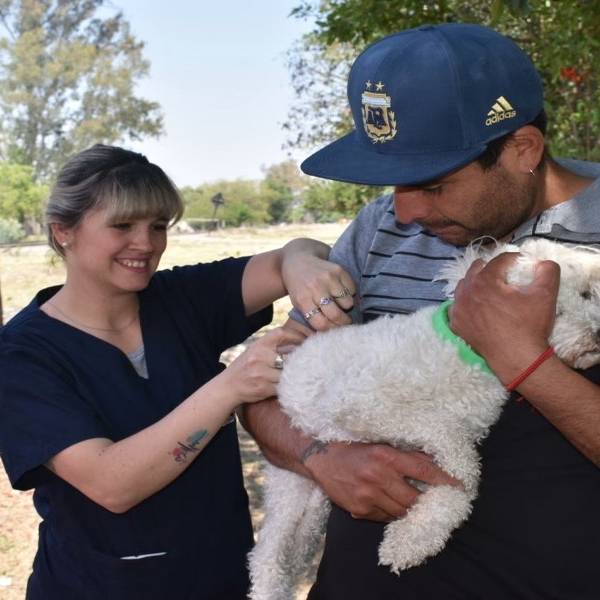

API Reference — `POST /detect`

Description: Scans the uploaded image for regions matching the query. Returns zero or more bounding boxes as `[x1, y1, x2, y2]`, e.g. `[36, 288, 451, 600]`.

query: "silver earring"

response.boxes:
[61, 240, 69, 248]
[529, 168, 535, 176]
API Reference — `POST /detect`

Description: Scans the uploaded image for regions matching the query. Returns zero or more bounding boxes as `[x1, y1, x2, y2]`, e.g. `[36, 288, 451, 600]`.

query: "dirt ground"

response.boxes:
[0, 224, 344, 599]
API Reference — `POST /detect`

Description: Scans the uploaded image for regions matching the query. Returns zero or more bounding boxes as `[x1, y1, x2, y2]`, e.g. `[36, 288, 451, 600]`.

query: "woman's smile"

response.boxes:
[115, 257, 152, 273]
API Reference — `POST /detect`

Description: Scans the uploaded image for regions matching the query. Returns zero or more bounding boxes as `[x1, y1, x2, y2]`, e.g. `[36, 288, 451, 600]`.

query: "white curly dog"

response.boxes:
[248, 238, 600, 600]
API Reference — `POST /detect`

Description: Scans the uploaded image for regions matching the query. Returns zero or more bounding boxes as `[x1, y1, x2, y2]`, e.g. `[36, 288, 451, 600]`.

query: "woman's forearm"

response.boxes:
[48, 326, 295, 513]
[48, 373, 239, 513]
[242, 238, 331, 315]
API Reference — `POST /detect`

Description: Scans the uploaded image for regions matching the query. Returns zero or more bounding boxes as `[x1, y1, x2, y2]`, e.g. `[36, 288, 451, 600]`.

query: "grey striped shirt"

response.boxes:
[329, 158, 600, 322]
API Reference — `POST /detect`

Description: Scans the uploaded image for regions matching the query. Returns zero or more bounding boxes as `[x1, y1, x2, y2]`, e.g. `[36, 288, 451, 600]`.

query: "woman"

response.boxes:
[0, 145, 355, 599]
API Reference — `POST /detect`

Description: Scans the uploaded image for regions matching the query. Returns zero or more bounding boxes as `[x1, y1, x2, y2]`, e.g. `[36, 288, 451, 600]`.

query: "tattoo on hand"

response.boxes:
[300, 440, 329, 464]
[170, 429, 208, 463]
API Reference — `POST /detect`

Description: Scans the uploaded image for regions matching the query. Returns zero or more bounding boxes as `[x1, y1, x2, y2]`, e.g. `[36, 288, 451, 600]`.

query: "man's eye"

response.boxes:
[422, 186, 443, 195]
[111, 223, 131, 230]
[153, 223, 168, 231]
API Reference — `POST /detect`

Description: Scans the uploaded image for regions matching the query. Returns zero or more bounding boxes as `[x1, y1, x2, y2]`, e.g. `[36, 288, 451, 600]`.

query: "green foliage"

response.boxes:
[0, 217, 25, 243]
[181, 179, 271, 227]
[178, 161, 329, 227]
[0, 0, 163, 181]
[261, 160, 307, 223]
[0, 162, 47, 221]
[177, 157, 384, 226]
[289, 0, 600, 161]
[490, 0, 531, 23]
[513, 2, 600, 160]
[302, 179, 385, 222]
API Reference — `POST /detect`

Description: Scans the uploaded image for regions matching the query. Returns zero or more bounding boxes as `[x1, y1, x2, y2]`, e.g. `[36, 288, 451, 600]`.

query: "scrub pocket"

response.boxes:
[28, 523, 250, 600]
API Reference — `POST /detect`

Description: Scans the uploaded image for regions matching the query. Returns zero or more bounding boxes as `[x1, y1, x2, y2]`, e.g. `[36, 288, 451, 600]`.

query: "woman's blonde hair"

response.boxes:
[46, 144, 184, 256]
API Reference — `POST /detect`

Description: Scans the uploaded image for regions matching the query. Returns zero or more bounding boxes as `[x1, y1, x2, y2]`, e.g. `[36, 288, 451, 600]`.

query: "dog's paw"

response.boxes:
[378, 485, 472, 573]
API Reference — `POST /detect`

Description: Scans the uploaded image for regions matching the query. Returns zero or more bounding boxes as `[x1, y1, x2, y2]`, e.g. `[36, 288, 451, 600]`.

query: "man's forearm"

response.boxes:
[449, 254, 600, 466]
[240, 397, 322, 478]
[511, 356, 600, 467]
[240, 395, 463, 522]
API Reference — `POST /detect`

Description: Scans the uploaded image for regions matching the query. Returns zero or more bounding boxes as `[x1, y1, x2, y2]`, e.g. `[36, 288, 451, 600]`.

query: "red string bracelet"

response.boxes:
[506, 347, 555, 391]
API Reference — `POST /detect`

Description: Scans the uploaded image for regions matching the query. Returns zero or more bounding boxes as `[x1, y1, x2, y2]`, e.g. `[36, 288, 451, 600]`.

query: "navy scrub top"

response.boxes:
[0, 257, 272, 600]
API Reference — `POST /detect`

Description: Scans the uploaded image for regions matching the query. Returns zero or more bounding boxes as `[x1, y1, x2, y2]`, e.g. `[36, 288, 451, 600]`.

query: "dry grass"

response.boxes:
[0, 223, 346, 599]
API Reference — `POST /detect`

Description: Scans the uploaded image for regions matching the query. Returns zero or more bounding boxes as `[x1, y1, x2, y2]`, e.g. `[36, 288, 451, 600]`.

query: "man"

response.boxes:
[244, 23, 600, 598]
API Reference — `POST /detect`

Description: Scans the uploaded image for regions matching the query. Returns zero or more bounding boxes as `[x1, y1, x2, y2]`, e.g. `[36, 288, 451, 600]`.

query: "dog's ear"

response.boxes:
[436, 241, 519, 297]
[519, 238, 562, 260]
[435, 245, 488, 297]
[504, 239, 565, 287]
[507, 239, 576, 287]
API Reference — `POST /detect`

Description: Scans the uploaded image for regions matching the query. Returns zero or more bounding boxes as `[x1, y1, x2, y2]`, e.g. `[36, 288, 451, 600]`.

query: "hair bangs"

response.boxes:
[96, 164, 184, 226]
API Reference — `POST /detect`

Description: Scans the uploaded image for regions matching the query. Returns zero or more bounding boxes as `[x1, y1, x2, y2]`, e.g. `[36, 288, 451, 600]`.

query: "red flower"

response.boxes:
[560, 66, 584, 84]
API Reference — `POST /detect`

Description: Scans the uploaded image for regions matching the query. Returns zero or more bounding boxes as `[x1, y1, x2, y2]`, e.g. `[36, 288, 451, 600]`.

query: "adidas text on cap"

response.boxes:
[301, 23, 544, 186]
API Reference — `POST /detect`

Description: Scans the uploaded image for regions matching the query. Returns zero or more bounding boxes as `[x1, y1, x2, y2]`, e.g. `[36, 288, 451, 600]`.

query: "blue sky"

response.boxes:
[114, 0, 316, 187]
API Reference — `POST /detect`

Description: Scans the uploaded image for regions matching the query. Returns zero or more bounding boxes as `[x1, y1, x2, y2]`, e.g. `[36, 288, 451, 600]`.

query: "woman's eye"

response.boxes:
[153, 223, 168, 231]
[111, 223, 131, 230]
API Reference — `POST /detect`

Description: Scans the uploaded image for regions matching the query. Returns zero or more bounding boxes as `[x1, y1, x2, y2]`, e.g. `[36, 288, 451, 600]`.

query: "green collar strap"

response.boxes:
[431, 300, 493, 375]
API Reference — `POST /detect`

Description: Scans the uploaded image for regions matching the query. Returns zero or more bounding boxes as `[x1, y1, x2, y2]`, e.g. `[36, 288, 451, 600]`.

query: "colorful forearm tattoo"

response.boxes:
[170, 430, 208, 463]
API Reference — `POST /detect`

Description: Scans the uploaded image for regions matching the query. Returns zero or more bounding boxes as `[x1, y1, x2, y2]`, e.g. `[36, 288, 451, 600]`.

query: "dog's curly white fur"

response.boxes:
[248, 239, 600, 600]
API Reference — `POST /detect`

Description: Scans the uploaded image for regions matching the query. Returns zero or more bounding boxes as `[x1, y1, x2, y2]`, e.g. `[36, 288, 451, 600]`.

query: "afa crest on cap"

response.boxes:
[361, 81, 397, 143]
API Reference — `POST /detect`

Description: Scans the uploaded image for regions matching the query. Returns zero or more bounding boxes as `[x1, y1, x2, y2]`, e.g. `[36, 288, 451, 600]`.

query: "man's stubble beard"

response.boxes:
[450, 167, 538, 246]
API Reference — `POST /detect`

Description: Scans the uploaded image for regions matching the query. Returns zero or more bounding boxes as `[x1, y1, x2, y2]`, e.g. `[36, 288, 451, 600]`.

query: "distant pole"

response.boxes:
[211, 192, 225, 219]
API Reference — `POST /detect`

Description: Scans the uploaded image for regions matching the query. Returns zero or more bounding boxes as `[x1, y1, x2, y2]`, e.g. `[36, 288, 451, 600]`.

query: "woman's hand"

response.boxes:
[281, 245, 357, 332]
[219, 327, 306, 405]
[242, 238, 357, 330]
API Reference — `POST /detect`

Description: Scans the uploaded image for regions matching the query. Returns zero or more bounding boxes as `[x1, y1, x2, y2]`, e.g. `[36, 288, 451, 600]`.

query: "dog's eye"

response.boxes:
[581, 290, 592, 300]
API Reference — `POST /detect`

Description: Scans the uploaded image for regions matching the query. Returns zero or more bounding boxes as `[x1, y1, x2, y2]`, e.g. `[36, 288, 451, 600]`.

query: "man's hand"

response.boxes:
[303, 442, 460, 522]
[450, 252, 560, 385]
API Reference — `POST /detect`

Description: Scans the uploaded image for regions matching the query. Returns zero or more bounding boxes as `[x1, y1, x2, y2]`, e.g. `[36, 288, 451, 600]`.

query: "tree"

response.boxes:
[0, 0, 163, 181]
[303, 178, 384, 221]
[260, 160, 307, 224]
[283, 34, 355, 151]
[0, 161, 47, 324]
[0, 163, 47, 223]
[288, 0, 600, 161]
[181, 179, 271, 227]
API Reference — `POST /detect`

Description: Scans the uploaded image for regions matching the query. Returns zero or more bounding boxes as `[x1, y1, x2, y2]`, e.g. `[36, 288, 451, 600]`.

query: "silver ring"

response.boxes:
[303, 306, 322, 320]
[331, 287, 352, 299]
[274, 353, 285, 370]
[319, 296, 332, 306]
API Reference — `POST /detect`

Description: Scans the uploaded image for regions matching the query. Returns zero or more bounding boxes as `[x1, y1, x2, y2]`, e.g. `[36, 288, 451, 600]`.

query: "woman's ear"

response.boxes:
[50, 222, 72, 249]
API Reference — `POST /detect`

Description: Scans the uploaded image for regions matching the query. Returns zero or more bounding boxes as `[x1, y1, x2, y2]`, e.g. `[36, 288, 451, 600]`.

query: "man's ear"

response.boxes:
[503, 125, 546, 174]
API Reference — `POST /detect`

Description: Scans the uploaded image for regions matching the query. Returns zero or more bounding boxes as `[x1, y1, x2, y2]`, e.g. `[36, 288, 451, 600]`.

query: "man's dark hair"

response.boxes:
[477, 110, 548, 171]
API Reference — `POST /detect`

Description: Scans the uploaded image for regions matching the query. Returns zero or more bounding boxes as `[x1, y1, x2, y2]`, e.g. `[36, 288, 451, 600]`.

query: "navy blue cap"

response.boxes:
[301, 24, 544, 186]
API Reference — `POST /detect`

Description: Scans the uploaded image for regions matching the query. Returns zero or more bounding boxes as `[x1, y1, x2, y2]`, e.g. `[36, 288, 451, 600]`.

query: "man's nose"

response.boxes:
[393, 188, 432, 224]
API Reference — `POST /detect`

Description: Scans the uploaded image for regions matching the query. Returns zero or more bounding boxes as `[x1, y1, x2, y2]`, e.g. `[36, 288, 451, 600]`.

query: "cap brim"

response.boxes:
[301, 131, 487, 186]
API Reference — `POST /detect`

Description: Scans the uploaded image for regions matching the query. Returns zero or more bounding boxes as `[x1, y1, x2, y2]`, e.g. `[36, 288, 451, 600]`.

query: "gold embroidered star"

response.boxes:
[365, 80, 372, 90]
[376, 81, 385, 91]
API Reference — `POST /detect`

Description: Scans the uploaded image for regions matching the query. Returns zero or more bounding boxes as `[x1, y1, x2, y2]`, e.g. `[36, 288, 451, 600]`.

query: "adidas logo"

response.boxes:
[485, 96, 516, 126]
